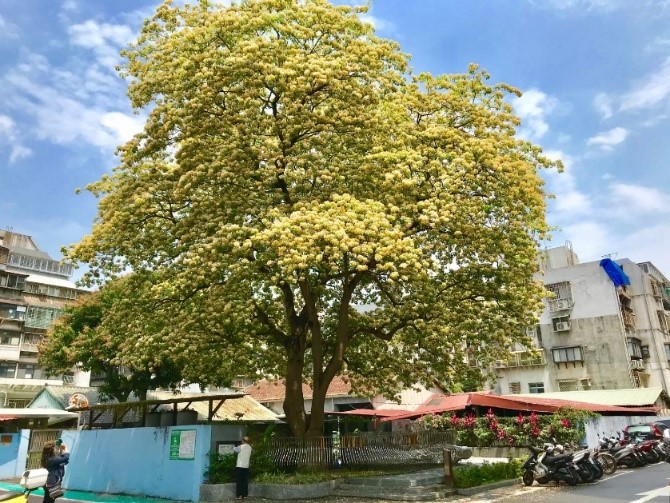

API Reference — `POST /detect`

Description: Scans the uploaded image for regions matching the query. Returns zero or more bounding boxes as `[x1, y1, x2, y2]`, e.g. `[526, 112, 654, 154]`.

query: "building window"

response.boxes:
[665, 344, 670, 361]
[546, 282, 573, 312]
[546, 282, 572, 300]
[0, 274, 26, 290]
[0, 363, 17, 379]
[658, 311, 669, 334]
[528, 382, 545, 394]
[17, 364, 36, 379]
[641, 345, 650, 359]
[627, 337, 643, 360]
[0, 332, 20, 346]
[558, 379, 579, 391]
[552, 346, 583, 363]
[509, 382, 521, 394]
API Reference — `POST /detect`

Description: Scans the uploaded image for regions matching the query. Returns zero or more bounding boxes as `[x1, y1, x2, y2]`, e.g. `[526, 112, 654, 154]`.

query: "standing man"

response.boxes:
[233, 436, 252, 500]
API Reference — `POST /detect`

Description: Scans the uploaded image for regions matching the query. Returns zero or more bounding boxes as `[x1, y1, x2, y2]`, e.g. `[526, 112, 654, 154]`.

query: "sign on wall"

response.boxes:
[169, 429, 196, 460]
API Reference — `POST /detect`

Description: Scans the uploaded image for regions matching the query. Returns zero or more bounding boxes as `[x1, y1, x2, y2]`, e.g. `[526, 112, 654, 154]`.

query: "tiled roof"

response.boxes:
[244, 376, 353, 402]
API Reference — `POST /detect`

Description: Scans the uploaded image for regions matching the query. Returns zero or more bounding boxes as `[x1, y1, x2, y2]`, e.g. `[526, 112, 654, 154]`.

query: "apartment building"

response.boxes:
[0, 229, 89, 407]
[493, 245, 670, 395]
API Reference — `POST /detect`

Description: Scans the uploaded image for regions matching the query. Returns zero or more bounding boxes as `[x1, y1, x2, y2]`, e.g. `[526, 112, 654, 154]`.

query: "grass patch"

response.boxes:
[453, 459, 523, 488]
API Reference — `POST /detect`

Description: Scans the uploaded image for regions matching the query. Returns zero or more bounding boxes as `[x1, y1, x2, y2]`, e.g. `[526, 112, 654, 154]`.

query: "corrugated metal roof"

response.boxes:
[150, 391, 278, 422]
[514, 388, 664, 407]
[30, 386, 278, 423]
[379, 392, 659, 421]
[25, 274, 78, 289]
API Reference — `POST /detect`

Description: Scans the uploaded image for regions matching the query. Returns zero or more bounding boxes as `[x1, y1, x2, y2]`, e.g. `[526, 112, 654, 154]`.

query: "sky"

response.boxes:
[0, 0, 669, 280]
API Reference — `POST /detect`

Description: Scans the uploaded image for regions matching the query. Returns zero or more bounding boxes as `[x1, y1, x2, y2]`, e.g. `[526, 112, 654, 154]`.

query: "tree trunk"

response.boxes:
[283, 344, 307, 437]
[307, 381, 328, 437]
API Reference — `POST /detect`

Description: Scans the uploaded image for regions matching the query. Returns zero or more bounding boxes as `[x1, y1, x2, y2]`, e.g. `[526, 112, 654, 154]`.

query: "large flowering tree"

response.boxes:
[68, 0, 557, 437]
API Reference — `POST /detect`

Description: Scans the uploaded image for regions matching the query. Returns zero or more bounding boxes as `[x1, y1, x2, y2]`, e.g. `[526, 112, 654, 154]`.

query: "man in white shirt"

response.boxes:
[233, 436, 252, 499]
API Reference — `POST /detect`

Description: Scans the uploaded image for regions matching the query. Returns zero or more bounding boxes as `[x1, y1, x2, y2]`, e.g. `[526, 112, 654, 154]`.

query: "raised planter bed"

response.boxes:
[200, 480, 342, 501]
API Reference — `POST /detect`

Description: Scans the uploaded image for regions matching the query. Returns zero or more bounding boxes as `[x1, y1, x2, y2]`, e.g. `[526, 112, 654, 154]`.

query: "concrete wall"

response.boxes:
[62, 425, 211, 502]
[583, 415, 668, 448]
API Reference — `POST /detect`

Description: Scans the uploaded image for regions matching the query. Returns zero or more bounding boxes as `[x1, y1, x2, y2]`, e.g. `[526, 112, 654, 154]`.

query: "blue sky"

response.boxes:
[1, 0, 669, 278]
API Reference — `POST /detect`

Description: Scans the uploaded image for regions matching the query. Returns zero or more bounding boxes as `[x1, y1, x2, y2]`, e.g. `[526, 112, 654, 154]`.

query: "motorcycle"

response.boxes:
[0, 468, 49, 503]
[522, 444, 580, 486]
[551, 441, 603, 483]
[600, 435, 643, 468]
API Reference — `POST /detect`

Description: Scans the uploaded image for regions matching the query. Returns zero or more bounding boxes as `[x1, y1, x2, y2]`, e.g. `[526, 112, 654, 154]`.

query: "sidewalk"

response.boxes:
[0, 481, 185, 503]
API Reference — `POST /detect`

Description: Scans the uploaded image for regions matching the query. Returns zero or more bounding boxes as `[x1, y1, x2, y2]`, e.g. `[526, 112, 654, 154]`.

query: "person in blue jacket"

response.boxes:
[40, 440, 69, 503]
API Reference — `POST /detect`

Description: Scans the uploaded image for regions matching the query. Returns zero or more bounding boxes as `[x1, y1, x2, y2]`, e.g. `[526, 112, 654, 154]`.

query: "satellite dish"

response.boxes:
[68, 393, 89, 409]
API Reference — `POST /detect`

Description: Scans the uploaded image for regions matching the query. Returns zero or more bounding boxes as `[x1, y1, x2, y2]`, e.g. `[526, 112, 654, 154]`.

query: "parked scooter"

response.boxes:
[0, 468, 50, 503]
[599, 434, 643, 468]
[549, 441, 603, 483]
[522, 444, 580, 486]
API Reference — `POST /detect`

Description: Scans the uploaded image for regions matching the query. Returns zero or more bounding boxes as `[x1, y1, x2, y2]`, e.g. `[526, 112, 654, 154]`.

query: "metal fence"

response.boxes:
[269, 430, 456, 469]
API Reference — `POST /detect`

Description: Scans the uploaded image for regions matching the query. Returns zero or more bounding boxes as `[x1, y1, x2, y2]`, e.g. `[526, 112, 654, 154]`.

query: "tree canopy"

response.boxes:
[69, 0, 558, 436]
[39, 278, 184, 402]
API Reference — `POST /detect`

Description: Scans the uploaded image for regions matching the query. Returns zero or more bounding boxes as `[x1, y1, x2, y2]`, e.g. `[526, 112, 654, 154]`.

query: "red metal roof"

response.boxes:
[379, 392, 658, 421]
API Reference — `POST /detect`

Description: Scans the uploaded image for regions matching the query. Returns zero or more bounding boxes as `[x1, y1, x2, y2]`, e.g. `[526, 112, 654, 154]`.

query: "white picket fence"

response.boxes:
[583, 415, 670, 447]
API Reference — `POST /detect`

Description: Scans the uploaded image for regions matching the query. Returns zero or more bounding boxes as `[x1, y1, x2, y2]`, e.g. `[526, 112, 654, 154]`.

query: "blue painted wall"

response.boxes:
[63, 426, 211, 502]
[0, 430, 29, 479]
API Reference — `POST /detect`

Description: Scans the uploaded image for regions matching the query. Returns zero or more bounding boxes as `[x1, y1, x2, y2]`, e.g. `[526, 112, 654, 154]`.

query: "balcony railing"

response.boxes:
[495, 349, 547, 369]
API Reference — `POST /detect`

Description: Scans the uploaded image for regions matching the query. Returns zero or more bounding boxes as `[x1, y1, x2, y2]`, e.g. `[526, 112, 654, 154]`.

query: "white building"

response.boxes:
[0, 230, 89, 407]
[493, 245, 670, 395]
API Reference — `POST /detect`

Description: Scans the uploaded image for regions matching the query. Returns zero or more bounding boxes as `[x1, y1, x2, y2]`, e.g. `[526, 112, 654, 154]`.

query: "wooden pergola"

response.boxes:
[69, 392, 246, 429]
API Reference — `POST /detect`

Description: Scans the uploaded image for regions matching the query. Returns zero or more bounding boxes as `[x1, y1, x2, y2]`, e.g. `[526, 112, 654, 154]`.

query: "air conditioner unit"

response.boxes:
[494, 360, 506, 368]
[554, 321, 571, 332]
[556, 299, 572, 310]
[631, 360, 644, 370]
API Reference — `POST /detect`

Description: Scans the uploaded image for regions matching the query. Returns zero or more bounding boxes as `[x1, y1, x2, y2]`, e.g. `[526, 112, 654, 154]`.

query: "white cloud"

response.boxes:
[513, 89, 558, 140]
[359, 14, 395, 33]
[0, 114, 31, 163]
[542, 149, 593, 217]
[0, 115, 14, 137]
[68, 20, 134, 68]
[62, 0, 78, 11]
[9, 145, 32, 163]
[618, 224, 670, 273]
[609, 183, 669, 213]
[100, 112, 145, 145]
[586, 127, 629, 150]
[560, 221, 610, 262]
[620, 57, 670, 112]
[593, 93, 613, 119]
[530, 0, 670, 12]
[0, 14, 19, 38]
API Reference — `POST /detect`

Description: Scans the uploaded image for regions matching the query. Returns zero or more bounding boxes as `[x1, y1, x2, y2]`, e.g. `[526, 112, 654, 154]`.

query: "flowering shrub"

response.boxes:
[421, 408, 597, 447]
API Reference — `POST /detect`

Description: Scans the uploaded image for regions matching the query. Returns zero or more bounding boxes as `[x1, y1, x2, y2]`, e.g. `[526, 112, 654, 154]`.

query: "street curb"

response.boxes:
[455, 477, 522, 496]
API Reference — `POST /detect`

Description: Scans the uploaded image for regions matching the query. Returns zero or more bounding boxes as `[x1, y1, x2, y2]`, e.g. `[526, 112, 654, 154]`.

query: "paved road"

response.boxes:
[461, 462, 670, 503]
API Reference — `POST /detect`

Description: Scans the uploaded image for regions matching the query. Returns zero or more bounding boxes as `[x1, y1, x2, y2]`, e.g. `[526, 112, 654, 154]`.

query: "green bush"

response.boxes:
[205, 452, 237, 483]
[423, 408, 597, 447]
[453, 459, 523, 488]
